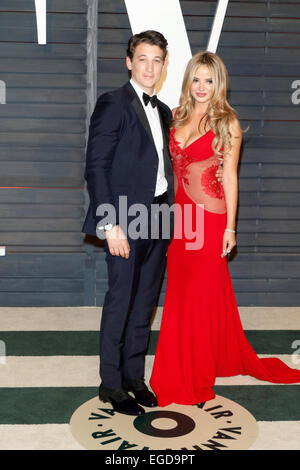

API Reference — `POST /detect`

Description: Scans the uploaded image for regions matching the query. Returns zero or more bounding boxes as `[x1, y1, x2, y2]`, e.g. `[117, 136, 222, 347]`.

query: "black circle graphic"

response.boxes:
[133, 411, 196, 438]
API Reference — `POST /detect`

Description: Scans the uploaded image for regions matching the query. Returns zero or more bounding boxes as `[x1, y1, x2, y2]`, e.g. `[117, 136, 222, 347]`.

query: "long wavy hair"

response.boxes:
[172, 51, 238, 159]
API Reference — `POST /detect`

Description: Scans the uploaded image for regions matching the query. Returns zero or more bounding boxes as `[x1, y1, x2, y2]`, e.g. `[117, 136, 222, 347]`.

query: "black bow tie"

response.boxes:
[143, 92, 158, 108]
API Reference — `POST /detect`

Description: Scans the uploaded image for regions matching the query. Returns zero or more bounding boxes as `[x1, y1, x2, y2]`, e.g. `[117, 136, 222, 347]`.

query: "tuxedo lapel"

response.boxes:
[157, 102, 173, 183]
[123, 81, 156, 150]
[124, 82, 172, 169]
[130, 95, 156, 149]
[157, 102, 170, 150]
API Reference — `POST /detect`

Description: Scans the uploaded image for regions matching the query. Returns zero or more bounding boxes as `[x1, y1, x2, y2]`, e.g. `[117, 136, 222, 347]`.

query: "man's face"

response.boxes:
[126, 42, 165, 94]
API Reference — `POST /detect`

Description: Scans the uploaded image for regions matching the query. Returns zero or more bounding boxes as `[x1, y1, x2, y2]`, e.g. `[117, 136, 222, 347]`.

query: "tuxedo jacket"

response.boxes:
[82, 81, 174, 238]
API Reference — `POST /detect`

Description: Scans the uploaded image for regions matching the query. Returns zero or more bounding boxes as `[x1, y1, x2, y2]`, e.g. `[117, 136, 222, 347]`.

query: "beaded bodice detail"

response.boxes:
[169, 127, 226, 214]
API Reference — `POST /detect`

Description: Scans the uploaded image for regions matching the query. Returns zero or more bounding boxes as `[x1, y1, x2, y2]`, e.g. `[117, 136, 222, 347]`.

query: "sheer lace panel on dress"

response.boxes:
[170, 129, 227, 214]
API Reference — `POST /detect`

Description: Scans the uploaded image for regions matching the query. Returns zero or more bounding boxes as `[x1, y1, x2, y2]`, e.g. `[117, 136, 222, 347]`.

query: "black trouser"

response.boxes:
[100, 193, 170, 389]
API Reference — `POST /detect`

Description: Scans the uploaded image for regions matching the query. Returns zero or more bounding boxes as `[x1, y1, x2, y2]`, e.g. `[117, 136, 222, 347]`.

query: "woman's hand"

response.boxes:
[221, 230, 236, 258]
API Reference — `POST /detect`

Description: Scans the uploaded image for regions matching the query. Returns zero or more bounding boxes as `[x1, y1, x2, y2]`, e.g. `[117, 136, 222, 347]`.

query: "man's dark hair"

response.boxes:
[127, 30, 168, 61]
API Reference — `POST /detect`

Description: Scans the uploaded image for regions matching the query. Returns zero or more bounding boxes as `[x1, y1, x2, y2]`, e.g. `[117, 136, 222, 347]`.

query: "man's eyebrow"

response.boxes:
[136, 54, 163, 59]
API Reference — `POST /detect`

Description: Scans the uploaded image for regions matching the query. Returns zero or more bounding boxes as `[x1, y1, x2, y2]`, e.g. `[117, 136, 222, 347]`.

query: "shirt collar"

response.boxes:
[130, 78, 155, 103]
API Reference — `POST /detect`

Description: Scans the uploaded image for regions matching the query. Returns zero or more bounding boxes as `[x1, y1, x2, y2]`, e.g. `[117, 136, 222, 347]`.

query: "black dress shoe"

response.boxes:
[98, 384, 145, 416]
[123, 378, 158, 407]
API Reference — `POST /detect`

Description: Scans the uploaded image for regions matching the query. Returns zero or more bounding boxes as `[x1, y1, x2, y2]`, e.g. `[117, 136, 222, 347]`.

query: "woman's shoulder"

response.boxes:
[229, 114, 242, 138]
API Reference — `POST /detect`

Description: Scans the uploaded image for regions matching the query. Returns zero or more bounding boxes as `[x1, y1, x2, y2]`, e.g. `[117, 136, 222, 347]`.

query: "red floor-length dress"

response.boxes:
[150, 127, 300, 406]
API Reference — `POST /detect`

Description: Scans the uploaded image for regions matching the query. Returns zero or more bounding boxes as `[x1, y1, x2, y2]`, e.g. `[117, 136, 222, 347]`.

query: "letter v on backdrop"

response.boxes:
[124, 0, 229, 109]
[32, 0, 229, 107]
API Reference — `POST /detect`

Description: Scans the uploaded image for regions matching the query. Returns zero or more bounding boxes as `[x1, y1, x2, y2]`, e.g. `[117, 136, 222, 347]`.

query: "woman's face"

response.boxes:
[189, 65, 214, 107]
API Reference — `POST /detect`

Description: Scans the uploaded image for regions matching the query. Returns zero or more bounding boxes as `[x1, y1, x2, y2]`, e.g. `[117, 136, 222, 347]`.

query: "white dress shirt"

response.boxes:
[130, 78, 168, 197]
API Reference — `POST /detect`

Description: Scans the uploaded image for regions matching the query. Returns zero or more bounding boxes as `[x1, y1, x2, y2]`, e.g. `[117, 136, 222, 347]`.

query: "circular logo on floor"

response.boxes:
[69, 395, 258, 450]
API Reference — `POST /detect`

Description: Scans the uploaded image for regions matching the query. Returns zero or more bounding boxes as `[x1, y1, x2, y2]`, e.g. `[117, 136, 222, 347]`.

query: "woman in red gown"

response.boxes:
[150, 51, 300, 406]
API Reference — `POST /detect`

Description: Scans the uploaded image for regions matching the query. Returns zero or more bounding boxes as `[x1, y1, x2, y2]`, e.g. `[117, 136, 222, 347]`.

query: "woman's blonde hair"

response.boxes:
[172, 51, 238, 158]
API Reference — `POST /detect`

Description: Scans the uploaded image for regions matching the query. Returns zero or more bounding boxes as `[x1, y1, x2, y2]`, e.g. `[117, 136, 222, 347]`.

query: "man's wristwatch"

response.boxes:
[102, 223, 114, 232]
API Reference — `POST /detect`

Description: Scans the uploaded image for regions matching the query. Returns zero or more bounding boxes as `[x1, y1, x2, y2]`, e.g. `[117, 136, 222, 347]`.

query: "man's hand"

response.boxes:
[216, 163, 223, 184]
[105, 225, 130, 259]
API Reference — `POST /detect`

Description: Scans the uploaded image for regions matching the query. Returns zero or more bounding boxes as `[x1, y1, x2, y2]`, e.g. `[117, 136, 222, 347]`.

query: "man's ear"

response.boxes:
[126, 56, 132, 71]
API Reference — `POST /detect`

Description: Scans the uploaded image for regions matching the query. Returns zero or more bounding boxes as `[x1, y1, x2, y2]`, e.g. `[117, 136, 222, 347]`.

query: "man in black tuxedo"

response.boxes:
[82, 31, 174, 415]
